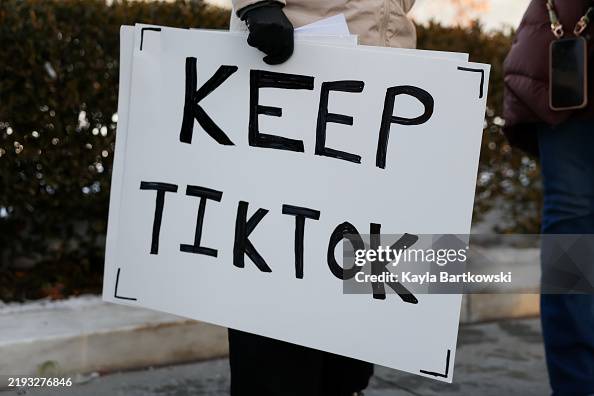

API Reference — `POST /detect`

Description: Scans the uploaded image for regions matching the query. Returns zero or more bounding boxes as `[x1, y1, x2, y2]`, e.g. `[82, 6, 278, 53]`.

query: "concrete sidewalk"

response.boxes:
[0, 296, 229, 377]
[0, 287, 540, 377]
[9, 318, 549, 396]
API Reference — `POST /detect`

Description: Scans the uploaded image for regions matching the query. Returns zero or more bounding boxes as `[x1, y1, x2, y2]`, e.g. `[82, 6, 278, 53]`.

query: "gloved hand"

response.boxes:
[240, 2, 294, 65]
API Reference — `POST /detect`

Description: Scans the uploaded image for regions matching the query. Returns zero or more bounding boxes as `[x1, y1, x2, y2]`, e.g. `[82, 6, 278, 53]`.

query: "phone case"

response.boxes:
[549, 36, 588, 111]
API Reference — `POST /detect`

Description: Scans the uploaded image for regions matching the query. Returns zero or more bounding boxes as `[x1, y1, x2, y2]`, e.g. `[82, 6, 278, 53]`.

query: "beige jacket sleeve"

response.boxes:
[232, 0, 285, 14]
[233, 0, 414, 14]
[402, 0, 415, 13]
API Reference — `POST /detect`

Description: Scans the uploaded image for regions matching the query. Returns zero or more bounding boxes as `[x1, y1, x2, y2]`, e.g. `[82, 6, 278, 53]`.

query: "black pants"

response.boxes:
[228, 329, 373, 396]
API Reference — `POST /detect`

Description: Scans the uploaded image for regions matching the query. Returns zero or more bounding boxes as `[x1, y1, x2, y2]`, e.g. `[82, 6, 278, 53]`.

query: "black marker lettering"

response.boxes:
[180, 57, 238, 145]
[376, 86, 434, 169]
[369, 223, 418, 304]
[315, 80, 364, 164]
[327, 222, 364, 280]
[180, 185, 223, 257]
[234, 201, 272, 272]
[282, 204, 321, 279]
[139, 181, 178, 255]
[249, 70, 314, 153]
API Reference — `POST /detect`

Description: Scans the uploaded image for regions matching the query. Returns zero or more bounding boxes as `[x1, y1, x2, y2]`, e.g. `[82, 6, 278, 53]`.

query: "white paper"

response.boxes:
[295, 14, 350, 36]
[103, 26, 135, 296]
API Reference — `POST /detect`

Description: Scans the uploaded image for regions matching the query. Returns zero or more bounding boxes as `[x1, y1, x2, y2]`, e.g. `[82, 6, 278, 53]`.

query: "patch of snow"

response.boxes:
[0, 294, 103, 315]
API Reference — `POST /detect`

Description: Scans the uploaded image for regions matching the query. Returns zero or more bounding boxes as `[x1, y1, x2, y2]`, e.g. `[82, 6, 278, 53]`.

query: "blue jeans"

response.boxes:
[538, 119, 594, 395]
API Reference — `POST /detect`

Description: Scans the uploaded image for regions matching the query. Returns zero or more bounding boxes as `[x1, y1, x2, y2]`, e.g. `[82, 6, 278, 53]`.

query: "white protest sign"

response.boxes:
[104, 25, 489, 382]
[104, 26, 370, 296]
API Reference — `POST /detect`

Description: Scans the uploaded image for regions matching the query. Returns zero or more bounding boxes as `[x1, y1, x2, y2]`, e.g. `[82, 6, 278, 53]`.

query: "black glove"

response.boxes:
[240, 2, 294, 65]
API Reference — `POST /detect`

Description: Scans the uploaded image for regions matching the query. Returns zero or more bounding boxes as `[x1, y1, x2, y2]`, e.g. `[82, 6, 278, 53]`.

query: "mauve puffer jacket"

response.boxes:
[503, 0, 594, 156]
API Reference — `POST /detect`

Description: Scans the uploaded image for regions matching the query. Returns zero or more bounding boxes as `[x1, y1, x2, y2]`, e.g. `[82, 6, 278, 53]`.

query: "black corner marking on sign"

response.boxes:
[420, 349, 451, 378]
[140, 27, 162, 51]
[114, 268, 138, 301]
[457, 67, 485, 99]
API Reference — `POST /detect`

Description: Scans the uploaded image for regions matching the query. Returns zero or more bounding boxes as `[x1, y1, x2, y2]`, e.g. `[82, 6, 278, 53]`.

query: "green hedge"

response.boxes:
[0, 1, 540, 302]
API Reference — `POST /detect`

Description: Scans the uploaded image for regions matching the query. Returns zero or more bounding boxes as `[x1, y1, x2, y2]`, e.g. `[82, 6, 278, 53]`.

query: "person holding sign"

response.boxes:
[226, 1, 417, 395]
[230, 0, 417, 64]
[504, 1, 594, 395]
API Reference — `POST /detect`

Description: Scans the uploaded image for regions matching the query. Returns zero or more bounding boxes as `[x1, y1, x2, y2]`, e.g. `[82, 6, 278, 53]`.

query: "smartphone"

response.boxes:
[549, 37, 588, 111]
